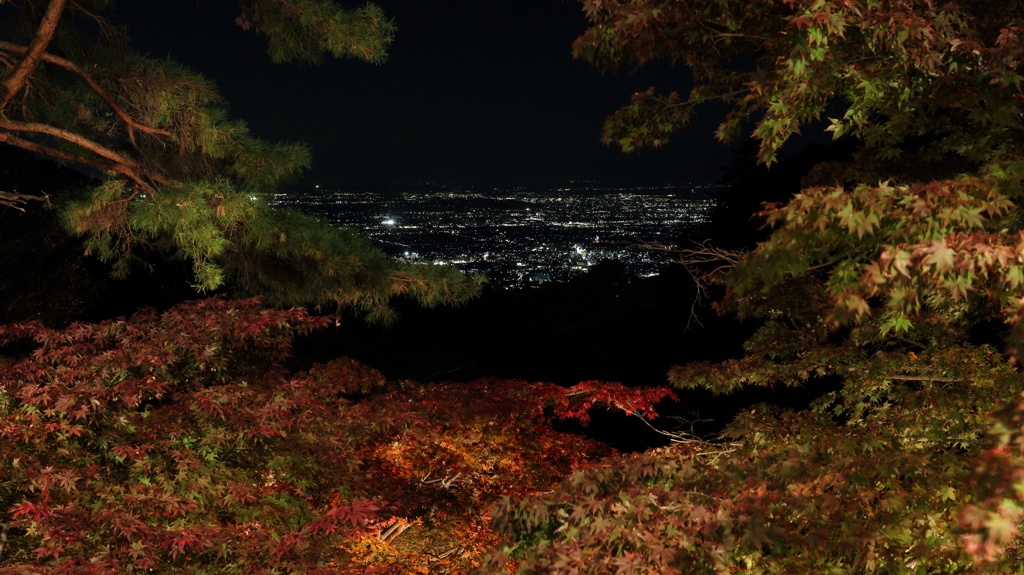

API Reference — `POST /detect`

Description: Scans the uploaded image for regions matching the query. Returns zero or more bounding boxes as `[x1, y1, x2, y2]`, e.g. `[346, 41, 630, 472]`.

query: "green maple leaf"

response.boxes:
[923, 242, 956, 272]
[985, 513, 1018, 545]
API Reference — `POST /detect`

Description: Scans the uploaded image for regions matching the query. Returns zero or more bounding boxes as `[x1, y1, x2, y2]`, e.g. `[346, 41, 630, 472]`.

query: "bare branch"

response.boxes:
[0, 0, 68, 109]
[68, 0, 127, 49]
[418, 471, 464, 489]
[0, 130, 115, 173]
[0, 190, 48, 211]
[2, 117, 134, 166]
[637, 239, 745, 329]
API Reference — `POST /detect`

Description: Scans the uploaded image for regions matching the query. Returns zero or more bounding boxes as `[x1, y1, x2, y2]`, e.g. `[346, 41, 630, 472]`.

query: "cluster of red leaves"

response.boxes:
[0, 298, 674, 573]
[0, 297, 376, 573]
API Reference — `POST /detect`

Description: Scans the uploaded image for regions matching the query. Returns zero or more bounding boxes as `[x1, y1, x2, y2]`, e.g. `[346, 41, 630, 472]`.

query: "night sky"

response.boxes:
[118, 0, 741, 187]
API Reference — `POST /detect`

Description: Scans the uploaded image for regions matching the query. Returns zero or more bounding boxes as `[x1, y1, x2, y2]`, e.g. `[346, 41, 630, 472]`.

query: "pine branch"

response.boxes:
[0, 118, 171, 189]
[0, 40, 174, 145]
[0, 0, 68, 109]
[0, 130, 117, 175]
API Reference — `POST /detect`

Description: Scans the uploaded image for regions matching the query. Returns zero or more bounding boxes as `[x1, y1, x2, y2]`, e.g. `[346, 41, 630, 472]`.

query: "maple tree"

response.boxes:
[475, 0, 1024, 573]
[0, 1, 479, 322]
[0, 297, 675, 573]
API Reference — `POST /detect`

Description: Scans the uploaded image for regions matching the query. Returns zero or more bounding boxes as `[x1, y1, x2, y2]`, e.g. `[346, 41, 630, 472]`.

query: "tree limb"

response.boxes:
[430, 546, 463, 560]
[0, 40, 173, 144]
[0, 130, 113, 172]
[0, 131, 158, 193]
[0, 0, 68, 109]
[0, 117, 137, 166]
[378, 518, 417, 543]
[0, 118, 171, 188]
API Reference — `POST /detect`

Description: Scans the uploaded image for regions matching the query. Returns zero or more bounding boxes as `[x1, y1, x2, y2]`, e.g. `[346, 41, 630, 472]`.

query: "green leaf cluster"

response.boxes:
[0, 0, 478, 320]
[577, 0, 1024, 166]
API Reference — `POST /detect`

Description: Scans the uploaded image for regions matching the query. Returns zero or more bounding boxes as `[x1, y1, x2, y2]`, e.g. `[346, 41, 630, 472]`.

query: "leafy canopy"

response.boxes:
[477, 0, 1024, 573]
[0, 0, 480, 322]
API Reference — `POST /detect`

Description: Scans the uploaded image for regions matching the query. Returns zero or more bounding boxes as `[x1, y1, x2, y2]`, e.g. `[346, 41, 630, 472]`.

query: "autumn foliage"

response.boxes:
[0, 298, 675, 573]
[467, 0, 1024, 573]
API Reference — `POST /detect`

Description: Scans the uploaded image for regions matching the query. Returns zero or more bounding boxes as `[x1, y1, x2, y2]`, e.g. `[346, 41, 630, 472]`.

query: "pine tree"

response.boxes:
[0, 0, 480, 321]
[478, 1, 1024, 572]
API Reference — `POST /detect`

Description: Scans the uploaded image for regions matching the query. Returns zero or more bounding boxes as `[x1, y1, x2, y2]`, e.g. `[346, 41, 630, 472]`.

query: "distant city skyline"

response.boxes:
[273, 182, 717, 287]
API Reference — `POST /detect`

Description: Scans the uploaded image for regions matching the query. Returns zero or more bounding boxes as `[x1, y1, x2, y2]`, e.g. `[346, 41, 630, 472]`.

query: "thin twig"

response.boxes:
[0, 190, 48, 211]
[637, 239, 744, 329]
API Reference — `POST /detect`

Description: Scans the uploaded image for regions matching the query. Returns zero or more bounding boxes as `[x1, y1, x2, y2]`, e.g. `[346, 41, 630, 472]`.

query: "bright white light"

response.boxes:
[383, 219, 395, 225]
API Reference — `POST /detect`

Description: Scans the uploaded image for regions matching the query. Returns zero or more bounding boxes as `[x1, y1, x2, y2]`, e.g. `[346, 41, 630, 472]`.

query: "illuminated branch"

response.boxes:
[1, 118, 135, 167]
[0, 40, 173, 146]
[0, 190, 48, 211]
[418, 471, 464, 489]
[632, 411, 742, 457]
[430, 546, 464, 561]
[0, 0, 68, 108]
[0, 130, 157, 191]
[0, 118, 171, 189]
[377, 517, 417, 543]
[0, 130, 119, 174]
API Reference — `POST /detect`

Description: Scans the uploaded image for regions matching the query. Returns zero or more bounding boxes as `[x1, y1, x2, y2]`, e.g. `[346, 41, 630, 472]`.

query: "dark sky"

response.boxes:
[118, 1, 740, 187]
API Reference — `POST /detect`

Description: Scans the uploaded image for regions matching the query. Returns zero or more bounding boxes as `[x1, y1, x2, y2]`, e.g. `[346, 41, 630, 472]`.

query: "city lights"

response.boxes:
[272, 183, 717, 287]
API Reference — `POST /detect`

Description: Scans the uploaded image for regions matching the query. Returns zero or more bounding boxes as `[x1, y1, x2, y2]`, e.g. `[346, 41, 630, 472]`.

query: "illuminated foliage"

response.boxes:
[0, 298, 674, 573]
[0, 1, 479, 321]
[576, 0, 1023, 166]
[476, 0, 1024, 573]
